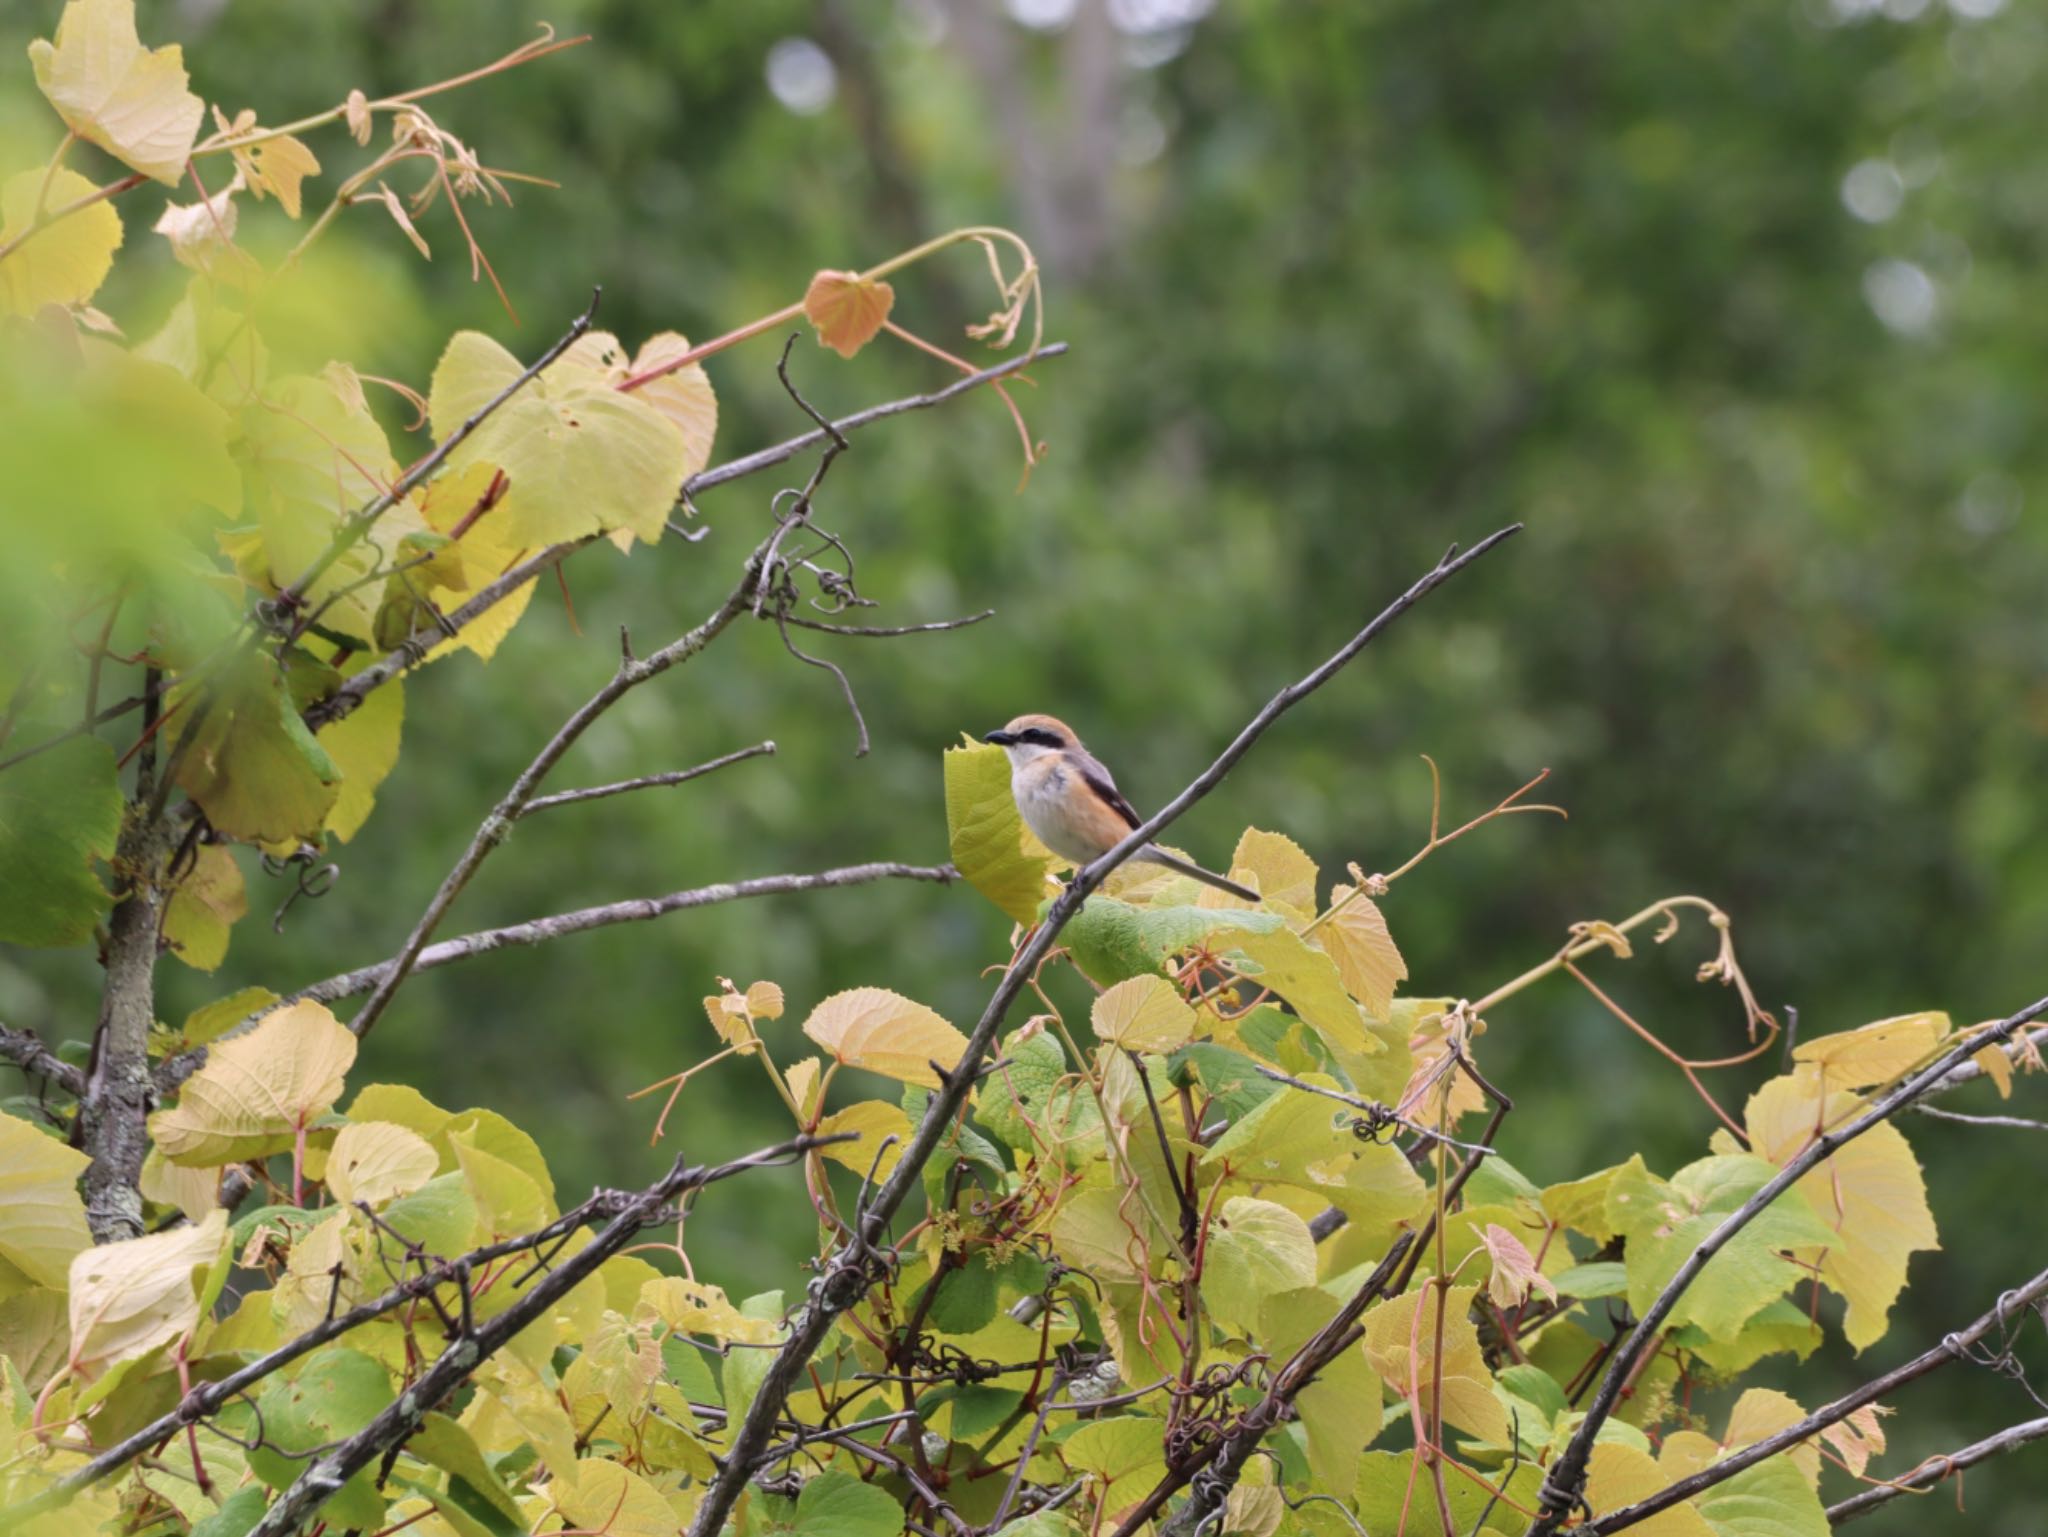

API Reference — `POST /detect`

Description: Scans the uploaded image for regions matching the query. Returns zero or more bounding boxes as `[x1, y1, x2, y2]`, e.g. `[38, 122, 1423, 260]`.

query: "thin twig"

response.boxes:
[1911, 1105, 2048, 1132]
[519, 740, 777, 815]
[683, 525, 1525, 1537]
[156, 862, 957, 1090]
[1825, 1414, 2048, 1526]
[778, 610, 995, 638]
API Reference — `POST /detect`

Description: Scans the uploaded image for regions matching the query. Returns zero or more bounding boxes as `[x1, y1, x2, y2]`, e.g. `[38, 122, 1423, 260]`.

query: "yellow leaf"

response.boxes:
[1316, 886, 1409, 1021]
[1049, 1186, 1148, 1282]
[545, 1460, 682, 1537]
[784, 1056, 823, 1120]
[237, 127, 321, 218]
[813, 1100, 912, 1182]
[801, 986, 967, 1088]
[1226, 828, 1318, 918]
[1201, 1197, 1316, 1335]
[1819, 1404, 1889, 1478]
[0, 1110, 92, 1289]
[1231, 927, 1372, 1056]
[161, 843, 245, 972]
[1722, 1387, 1821, 1485]
[637, 1277, 777, 1345]
[168, 652, 341, 847]
[67, 1210, 227, 1376]
[28, 0, 206, 184]
[1091, 975, 1195, 1052]
[0, 167, 122, 315]
[326, 1122, 438, 1207]
[449, 1127, 552, 1238]
[149, 999, 356, 1166]
[428, 329, 688, 549]
[319, 670, 403, 842]
[1585, 1443, 1716, 1537]
[1743, 1074, 1938, 1350]
[139, 1146, 218, 1224]
[804, 269, 895, 358]
[1972, 1041, 2015, 1098]
[944, 739, 1057, 925]
[623, 332, 717, 481]
[1361, 1283, 1508, 1444]
[745, 980, 786, 1021]
[1792, 1011, 1949, 1091]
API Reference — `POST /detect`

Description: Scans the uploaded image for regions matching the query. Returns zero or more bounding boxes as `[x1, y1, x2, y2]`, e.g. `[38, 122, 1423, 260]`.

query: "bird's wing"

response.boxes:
[1073, 749, 1143, 832]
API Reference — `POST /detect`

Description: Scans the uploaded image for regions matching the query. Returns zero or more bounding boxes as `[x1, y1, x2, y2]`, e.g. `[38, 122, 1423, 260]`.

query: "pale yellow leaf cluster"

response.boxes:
[1317, 885, 1409, 1021]
[66, 1209, 227, 1376]
[1091, 974, 1196, 1052]
[326, 1122, 439, 1206]
[801, 986, 966, 1088]
[29, 0, 206, 184]
[149, 999, 356, 1166]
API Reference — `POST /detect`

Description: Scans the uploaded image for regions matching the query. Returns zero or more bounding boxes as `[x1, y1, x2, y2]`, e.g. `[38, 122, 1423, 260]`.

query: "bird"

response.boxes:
[983, 713, 1259, 902]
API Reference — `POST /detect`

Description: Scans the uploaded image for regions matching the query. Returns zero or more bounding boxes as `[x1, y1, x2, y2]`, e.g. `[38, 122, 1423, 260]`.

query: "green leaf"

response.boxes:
[1696, 1450, 1830, 1537]
[1263, 1287, 1380, 1499]
[190, 1485, 268, 1537]
[790, 1468, 902, 1536]
[248, 1347, 395, 1528]
[1673, 1297, 1824, 1375]
[0, 730, 120, 946]
[976, 1028, 1068, 1151]
[428, 330, 687, 549]
[944, 739, 1056, 924]
[1606, 1154, 1840, 1342]
[927, 1250, 1002, 1335]
[1062, 1415, 1167, 1484]
[406, 1411, 526, 1534]
[1169, 1042, 1281, 1125]
[1555, 1261, 1629, 1300]
[170, 651, 342, 846]
[717, 1290, 785, 1424]
[1091, 974, 1196, 1052]
[660, 1332, 720, 1405]
[0, 1110, 92, 1289]
[1355, 1450, 1542, 1536]
[227, 1203, 326, 1256]
[1201, 1197, 1317, 1335]
[1062, 897, 1284, 987]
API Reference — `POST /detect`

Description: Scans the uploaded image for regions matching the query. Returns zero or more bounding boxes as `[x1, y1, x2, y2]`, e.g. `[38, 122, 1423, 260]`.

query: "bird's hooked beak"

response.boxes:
[983, 728, 1018, 746]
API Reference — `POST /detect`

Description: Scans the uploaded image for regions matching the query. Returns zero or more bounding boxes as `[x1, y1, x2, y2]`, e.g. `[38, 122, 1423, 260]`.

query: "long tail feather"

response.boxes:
[1138, 846, 1260, 903]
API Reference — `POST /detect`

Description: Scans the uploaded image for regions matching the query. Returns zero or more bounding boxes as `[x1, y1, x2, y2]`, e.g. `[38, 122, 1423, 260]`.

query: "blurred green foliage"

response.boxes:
[3, 1, 2044, 1525]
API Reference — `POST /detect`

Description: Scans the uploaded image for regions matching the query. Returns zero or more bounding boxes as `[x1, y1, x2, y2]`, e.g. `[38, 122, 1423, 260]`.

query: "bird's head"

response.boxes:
[984, 713, 1080, 763]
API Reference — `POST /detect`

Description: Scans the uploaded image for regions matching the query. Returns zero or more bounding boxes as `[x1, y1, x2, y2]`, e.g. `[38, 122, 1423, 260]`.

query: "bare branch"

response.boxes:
[778, 609, 995, 638]
[1575, 1266, 2048, 1532]
[1826, 1414, 2048, 1526]
[1533, 987, 2048, 1533]
[0, 1023, 84, 1097]
[684, 524, 1525, 1537]
[283, 862, 959, 1008]
[683, 342, 1065, 498]
[1911, 1104, 2048, 1132]
[519, 739, 777, 815]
